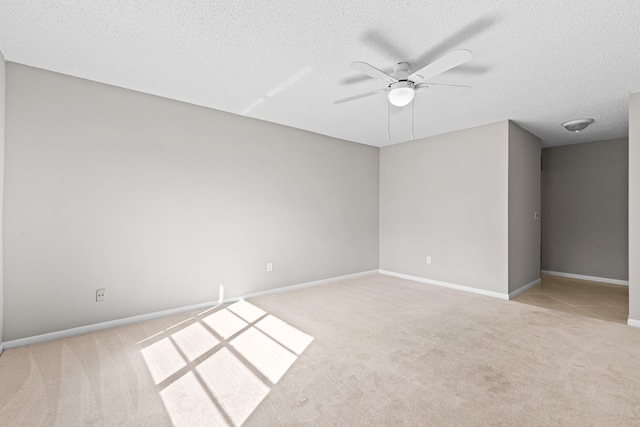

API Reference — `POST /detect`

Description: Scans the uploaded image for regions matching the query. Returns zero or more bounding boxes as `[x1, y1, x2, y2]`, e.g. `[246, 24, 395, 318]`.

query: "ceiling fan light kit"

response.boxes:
[561, 118, 594, 133]
[388, 81, 416, 107]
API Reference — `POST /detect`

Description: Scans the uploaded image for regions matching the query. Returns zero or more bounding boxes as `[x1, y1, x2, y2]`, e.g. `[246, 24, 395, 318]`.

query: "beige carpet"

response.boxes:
[1, 273, 640, 426]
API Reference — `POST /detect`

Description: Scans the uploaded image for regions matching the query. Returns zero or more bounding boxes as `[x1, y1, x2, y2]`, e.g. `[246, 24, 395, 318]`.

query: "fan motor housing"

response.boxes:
[393, 62, 411, 80]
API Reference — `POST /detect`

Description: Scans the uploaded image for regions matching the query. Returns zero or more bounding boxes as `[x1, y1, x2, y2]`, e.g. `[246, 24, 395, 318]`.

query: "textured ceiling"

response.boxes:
[0, 1, 639, 148]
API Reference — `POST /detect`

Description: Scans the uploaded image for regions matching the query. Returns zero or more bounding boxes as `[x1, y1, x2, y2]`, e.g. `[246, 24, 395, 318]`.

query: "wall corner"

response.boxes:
[507, 121, 542, 293]
[0, 50, 6, 349]
[629, 92, 640, 321]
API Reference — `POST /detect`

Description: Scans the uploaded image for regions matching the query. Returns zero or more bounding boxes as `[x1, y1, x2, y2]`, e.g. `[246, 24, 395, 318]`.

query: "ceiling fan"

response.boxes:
[334, 49, 473, 108]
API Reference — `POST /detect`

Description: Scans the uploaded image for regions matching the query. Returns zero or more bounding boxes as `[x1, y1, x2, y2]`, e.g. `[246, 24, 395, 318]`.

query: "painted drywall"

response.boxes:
[508, 122, 541, 292]
[541, 138, 628, 281]
[630, 92, 640, 323]
[380, 121, 509, 294]
[0, 51, 5, 350]
[3, 63, 379, 341]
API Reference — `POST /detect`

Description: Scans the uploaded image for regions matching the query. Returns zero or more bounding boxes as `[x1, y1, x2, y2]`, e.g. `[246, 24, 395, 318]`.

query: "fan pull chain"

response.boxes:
[411, 99, 415, 139]
[387, 100, 391, 139]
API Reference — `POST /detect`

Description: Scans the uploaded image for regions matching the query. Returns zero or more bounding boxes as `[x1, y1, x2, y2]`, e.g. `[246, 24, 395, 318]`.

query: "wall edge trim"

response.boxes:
[379, 270, 509, 300]
[508, 278, 542, 300]
[541, 270, 628, 286]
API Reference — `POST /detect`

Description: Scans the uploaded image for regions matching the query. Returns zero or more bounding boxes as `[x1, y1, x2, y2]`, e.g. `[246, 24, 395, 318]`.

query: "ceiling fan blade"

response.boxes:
[415, 83, 473, 96]
[351, 62, 398, 84]
[361, 30, 412, 63]
[408, 49, 472, 81]
[333, 88, 387, 104]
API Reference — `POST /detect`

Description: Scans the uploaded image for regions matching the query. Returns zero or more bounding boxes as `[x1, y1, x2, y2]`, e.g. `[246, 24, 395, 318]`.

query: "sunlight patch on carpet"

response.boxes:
[231, 327, 297, 384]
[255, 314, 314, 355]
[141, 337, 186, 384]
[160, 372, 227, 426]
[227, 299, 266, 323]
[197, 347, 269, 426]
[203, 308, 248, 339]
[172, 322, 220, 362]
[140, 300, 314, 426]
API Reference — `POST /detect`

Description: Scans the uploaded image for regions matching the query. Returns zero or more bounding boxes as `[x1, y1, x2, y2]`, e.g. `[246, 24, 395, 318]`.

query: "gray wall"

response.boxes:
[380, 121, 510, 294]
[0, 51, 5, 349]
[541, 138, 628, 281]
[508, 122, 541, 293]
[3, 64, 380, 341]
[630, 92, 640, 322]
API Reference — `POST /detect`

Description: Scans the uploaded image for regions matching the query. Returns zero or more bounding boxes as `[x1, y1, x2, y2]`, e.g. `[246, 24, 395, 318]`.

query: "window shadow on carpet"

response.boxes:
[138, 300, 314, 426]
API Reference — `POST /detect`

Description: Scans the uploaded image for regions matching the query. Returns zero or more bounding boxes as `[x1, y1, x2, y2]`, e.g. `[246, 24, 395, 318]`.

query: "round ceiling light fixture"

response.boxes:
[561, 118, 594, 133]
[388, 81, 416, 107]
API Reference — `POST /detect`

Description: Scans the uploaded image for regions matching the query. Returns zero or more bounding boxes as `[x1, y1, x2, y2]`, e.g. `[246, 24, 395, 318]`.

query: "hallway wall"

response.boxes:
[541, 138, 628, 281]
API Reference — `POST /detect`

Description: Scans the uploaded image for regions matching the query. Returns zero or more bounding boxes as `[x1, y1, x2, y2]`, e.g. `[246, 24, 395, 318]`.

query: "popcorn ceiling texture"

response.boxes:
[0, 0, 638, 147]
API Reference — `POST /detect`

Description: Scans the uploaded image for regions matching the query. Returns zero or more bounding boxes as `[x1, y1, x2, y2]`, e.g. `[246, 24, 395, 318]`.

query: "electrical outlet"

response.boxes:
[96, 288, 106, 302]
[267, 263, 273, 272]
[426, 256, 432, 264]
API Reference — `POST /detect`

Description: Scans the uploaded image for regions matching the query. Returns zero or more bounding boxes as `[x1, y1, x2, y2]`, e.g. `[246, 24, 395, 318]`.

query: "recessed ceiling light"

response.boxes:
[561, 118, 594, 133]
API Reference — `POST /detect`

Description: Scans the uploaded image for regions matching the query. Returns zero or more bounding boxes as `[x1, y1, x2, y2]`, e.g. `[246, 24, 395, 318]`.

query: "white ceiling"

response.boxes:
[0, 1, 639, 148]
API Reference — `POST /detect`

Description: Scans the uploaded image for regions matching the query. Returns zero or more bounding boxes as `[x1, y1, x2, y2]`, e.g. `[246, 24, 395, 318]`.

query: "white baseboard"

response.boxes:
[1, 270, 378, 351]
[628, 318, 640, 328]
[0, 343, 4, 356]
[2, 299, 223, 350]
[224, 270, 378, 303]
[379, 270, 509, 300]
[541, 270, 629, 286]
[508, 278, 542, 300]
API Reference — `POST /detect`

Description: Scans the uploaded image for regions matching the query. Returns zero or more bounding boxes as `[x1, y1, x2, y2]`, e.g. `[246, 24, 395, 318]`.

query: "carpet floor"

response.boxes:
[1, 273, 640, 426]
